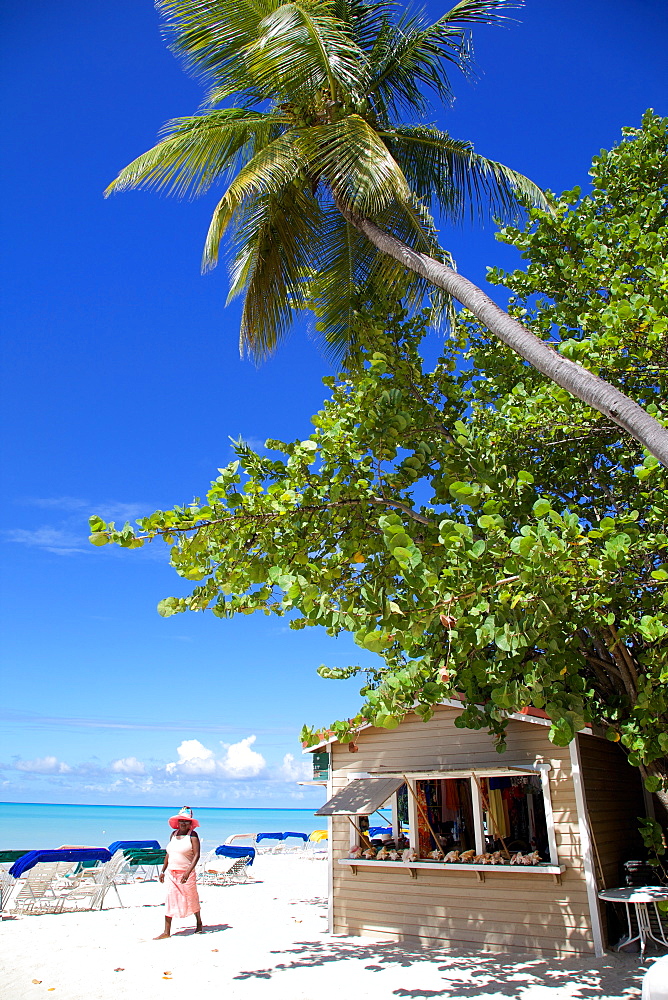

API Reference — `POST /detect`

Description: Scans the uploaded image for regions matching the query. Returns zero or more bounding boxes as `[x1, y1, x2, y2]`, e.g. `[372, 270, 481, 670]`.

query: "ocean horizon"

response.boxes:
[0, 801, 327, 852]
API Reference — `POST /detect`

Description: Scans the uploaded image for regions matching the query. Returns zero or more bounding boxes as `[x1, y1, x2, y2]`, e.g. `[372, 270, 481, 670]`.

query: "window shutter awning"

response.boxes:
[315, 777, 404, 816]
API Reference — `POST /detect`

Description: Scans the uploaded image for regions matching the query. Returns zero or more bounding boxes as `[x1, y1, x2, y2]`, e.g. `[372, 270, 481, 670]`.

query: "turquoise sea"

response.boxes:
[0, 802, 326, 853]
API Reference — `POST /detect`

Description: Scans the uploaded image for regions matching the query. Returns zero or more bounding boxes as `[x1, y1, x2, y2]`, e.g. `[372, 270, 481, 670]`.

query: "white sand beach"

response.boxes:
[0, 855, 653, 999]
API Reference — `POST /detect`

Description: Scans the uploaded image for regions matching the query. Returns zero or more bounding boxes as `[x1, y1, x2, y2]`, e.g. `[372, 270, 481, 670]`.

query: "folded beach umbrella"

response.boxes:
[108, 840, 160, 854]
[0, 851, 30, 864]
[9, 848, 111, 879]
[124, 849, 166, 866]
[215, 845, 255, 865]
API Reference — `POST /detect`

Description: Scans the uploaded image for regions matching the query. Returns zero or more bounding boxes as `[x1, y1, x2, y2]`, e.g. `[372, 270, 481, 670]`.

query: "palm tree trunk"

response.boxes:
[340, 206, 668, 467]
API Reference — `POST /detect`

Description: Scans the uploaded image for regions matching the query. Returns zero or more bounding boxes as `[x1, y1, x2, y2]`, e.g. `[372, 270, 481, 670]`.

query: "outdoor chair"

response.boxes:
[255, 832, 286, 854]
[197, 854, 253, 886]
[281, 832, 310, 855]
[10, 861, 75, 915]
[60, 850, 128, 910]
[0, 868, 17, 912]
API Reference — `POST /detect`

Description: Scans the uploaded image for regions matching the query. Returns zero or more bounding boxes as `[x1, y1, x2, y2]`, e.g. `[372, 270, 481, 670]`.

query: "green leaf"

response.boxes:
[363, 630, 390, 653]
[644, 775, 663, 794]
[549, 716, 575, 747]
[376, 715, 401, 730]
[89, 532, 110, 546]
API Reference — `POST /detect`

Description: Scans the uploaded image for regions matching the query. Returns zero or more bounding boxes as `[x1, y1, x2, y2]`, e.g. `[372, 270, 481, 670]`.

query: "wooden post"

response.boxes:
[403, 775, 442, 855]
[471, 772, 511, 860]
[347, 815, 371, 849]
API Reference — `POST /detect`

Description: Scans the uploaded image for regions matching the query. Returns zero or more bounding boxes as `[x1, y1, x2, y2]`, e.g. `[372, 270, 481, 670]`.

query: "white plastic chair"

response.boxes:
[60, 850, 127, 910]
[10, 862, 75, 915]
[197, 854, 253, 886]
[0, 868, 17, 912]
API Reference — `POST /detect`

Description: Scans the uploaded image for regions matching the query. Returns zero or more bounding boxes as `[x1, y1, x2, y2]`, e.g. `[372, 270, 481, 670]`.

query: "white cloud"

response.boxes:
[166, 739, 216, 775]
[165, 736, 266, 779]
[15, 755, 71, 774]
[24, 496, 148, 521]
[3, 528, 88, 555]
[280, 752, 311, 782]
[26, 496, 89, 511]
[219, 736, 265, 778]
[111, 756, 145, 774]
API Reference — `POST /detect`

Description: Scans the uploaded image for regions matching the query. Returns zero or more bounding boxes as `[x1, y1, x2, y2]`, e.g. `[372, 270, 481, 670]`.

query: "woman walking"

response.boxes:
[155, 806, 203, 938]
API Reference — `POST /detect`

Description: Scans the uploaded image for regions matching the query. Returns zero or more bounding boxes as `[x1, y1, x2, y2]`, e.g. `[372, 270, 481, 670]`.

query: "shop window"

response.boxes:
[415, 778, 476, 855]
[352, 790, 410, 852]
[480, 774, 549, 860]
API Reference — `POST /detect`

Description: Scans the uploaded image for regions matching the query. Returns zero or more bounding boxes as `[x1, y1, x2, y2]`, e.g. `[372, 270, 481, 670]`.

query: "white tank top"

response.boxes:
[166, 833, 195, 870]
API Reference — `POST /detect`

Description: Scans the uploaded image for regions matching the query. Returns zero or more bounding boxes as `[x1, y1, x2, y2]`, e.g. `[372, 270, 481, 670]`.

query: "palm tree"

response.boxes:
[106, 0, 668, 465]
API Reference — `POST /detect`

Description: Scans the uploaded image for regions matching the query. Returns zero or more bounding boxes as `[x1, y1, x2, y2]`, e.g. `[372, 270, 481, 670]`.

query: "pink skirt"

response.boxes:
[165, 868, 200, 918]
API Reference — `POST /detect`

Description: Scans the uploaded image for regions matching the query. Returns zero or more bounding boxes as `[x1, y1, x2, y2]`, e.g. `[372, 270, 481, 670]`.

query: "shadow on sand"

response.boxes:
[171, 923, 232, 936]
[233, 936, 648, 997]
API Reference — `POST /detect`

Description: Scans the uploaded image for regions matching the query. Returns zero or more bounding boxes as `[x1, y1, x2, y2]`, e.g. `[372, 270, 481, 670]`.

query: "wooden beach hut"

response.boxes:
[306, 700, 650, 957]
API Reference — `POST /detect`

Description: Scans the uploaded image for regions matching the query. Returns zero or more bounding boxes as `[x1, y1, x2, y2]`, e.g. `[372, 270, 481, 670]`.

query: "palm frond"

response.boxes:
[331, 0, 396, 51]
[305, 114, 411, 216]
[306, 206, 372, 349]
[311, 196, 452, 361]
[105, 109, 285, 198]
[383, 125, 549, 222]
[157, 0, 280, 86]
[227, 183, 325, 358]
[245, 3, 368, 102]
[366, 196, 452, 324]
[203, 129, 308, 270]
[368, 0, 519, 118]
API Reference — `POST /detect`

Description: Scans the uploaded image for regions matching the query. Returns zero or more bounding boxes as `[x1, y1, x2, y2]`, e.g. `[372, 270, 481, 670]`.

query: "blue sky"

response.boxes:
[1, 0, 666, 808]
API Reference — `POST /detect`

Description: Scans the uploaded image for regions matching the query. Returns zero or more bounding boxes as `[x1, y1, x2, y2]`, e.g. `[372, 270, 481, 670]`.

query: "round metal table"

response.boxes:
[598, 886, 668, 958]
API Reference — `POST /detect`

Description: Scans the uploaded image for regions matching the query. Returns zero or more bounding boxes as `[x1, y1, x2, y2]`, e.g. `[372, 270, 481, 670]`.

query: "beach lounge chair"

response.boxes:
[0, 868, 17, 912]
[59, 850, 128, 911]
[198, 856, 253, 886]
[255, 832, 286, 854]
[10, 861, 75, 915]
[280, 832, 310, 856]
[198, 845, 255, 886]
[224, 833, 257, 847]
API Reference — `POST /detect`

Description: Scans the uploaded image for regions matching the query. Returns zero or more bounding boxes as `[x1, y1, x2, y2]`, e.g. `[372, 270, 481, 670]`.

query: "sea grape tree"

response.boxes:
[93, 115, 668, 801]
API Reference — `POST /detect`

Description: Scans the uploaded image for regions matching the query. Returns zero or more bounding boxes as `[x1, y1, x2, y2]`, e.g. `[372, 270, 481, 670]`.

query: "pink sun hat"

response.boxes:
[168, 806, 200, 830]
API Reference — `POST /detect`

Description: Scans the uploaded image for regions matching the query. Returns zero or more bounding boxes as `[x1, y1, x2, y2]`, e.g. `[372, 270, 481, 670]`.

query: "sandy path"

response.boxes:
[0, 855, 652, 999]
